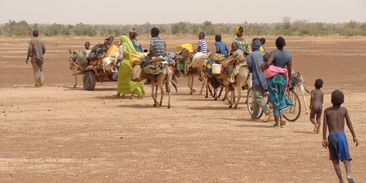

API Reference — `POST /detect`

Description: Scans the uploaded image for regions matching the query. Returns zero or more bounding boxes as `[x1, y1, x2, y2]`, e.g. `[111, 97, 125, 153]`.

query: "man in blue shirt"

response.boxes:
[248, 39, 272, 121]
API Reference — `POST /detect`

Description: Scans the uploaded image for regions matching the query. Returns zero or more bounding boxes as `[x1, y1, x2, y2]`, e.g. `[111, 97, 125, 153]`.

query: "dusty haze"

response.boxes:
[1, 0, 366, 24]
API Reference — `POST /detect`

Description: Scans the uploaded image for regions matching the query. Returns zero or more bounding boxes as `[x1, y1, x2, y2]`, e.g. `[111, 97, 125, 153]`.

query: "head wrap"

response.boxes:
[235, 26, 243, 35]
[119, 35, 138, 55]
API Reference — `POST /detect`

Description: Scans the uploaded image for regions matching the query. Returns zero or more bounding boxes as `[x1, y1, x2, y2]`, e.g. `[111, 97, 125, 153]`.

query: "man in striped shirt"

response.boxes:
[197, 32, 208, 54]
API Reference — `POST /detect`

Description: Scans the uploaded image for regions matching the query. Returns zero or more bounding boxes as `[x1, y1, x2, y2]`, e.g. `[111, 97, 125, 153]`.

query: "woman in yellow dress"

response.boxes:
[116, 35, 145, 98]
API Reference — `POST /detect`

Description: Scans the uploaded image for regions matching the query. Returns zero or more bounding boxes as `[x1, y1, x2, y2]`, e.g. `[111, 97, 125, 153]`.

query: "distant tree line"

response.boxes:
[1, 18, 366, 37]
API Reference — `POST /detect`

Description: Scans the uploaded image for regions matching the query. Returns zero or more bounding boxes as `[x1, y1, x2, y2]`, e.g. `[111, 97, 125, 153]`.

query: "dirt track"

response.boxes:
[0, 36, 365, 182]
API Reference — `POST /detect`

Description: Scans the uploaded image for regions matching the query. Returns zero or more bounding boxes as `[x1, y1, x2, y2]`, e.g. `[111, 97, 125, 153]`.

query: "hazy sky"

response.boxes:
[1, 0, 365, 24]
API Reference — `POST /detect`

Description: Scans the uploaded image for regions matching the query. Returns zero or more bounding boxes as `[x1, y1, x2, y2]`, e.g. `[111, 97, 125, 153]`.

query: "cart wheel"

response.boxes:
[83, 71, 96, 90]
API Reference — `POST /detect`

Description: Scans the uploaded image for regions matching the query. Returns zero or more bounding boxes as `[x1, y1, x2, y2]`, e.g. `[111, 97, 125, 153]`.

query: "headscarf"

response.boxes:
[119, 35, 138, 55]
[235, 26, 243, 35]
[252, 40, 261, 51]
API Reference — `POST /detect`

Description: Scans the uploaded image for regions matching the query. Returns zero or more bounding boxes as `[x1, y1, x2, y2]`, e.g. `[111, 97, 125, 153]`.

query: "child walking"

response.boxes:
[310, 79, 324, 133]
[322, 90, 359, 183]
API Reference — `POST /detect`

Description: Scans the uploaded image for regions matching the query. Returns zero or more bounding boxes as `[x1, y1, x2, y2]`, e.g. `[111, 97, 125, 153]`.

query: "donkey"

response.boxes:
[204, 57, 252, 109]
[144, 65, 173, 109]
[187, 52, 209, 95]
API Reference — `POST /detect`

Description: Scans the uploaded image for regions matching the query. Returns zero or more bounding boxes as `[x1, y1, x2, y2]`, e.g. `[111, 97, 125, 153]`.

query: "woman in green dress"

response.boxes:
[116, 35, 145, 98]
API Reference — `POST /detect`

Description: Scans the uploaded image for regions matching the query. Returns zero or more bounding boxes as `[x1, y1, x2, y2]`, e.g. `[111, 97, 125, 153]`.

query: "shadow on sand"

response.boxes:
[119, 104, 169, 109]
[186, 106, 231, 111]
[293, 130, 314, 134]
[62, 85, 116, 92]
[236, 123, 275, 128]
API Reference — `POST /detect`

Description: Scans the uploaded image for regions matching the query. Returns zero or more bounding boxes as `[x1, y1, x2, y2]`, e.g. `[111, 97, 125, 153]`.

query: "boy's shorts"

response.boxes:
[328, 131, 352, 161]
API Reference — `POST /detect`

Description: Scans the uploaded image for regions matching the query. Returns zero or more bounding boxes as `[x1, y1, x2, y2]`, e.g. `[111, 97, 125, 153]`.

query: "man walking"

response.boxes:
[26, 30, 46, 87]
[248, 40, 272, 121]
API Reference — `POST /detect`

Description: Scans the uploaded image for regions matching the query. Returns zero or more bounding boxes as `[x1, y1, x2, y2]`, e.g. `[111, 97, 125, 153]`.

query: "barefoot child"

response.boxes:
[322, 90, 359, 183]
[310, 79, 324, 133]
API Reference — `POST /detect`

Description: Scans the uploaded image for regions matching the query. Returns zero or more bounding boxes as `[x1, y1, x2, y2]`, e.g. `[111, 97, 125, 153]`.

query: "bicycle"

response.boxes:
[246, 86, 301, 122]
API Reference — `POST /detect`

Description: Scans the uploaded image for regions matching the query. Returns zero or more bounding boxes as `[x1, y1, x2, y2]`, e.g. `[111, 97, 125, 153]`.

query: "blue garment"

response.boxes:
[273, 50, 292, 68]
[267, 74, 292, 116]
[215, 41, 229, 56]
[328, 131, 352, 161]
[132, 39, 143, 52]
[248, 51, 267, 90]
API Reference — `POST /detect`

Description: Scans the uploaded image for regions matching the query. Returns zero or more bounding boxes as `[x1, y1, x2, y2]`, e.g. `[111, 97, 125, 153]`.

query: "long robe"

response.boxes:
[117, 35, 145, 97]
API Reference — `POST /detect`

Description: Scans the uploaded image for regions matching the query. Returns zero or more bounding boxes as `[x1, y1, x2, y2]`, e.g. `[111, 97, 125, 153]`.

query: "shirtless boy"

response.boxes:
[310, 79, 324, 133]
[322, 90, 359, 183]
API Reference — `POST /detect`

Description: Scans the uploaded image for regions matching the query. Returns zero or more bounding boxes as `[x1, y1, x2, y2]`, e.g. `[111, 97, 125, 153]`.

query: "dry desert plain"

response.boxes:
[0, 36, 365, 182]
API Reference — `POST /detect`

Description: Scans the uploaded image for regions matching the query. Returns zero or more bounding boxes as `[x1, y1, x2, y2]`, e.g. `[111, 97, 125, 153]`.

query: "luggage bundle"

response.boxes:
[131, 55, 169, 82]
[142, 56, 168, 75]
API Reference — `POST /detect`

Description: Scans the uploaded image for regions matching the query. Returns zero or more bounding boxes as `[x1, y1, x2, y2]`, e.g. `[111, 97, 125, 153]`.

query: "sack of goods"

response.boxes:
[76, 50, 88, 69]
[102, 56, 116, 72]
[131, 65, 142, 82]
[130, 54, 142, 66]
[143, 56, 168, 75]
[176, 44, 194, 54]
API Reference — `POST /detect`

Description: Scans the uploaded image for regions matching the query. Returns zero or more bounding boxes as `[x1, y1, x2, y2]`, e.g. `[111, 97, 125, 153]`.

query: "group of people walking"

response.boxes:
[26, 26, 359, 183]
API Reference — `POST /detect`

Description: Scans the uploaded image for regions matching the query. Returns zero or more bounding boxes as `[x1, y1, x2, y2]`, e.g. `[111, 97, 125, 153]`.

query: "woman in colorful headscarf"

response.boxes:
[233, 26, 249, 56]
[129, 29, 143, 52]
[263, 36, 293, 127]
[116, 35, 145, 98]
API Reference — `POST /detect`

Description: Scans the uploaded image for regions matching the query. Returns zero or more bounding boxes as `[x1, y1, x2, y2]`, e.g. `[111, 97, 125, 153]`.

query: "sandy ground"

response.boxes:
[0, 36, 365, 182]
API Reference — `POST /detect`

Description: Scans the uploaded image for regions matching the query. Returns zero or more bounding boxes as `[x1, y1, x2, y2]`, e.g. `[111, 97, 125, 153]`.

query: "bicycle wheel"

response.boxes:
[282, 89, 301, 122]
[246, 88, 263, 119]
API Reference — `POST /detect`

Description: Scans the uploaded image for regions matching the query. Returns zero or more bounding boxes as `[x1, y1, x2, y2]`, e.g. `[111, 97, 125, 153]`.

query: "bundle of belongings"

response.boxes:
[205, 51, 247, 88]
[72, 50, 88, 69]
[176, 44, 194, 75]
[71, 37, 119, 81]
[142, 56, 168, 75]
[131, 54, 175, 82]
[88, 37, 113, 62]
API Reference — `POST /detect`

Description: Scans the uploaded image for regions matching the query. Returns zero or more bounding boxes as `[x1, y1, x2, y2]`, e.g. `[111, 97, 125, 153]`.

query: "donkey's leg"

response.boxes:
[72, 67, 78, 88]
[218, 86, 224, 98]
[227, 88, 233, 108]
[199, 75, 206, 95]
[166, 78, 172, 109]
[234, 85, 242, 109]
[159, 83, 165, 107]
[189, 75, 195, 95]
[151, 84, 157, 106]
[222, 86, 228, 101]
[214, 88, 218, 101]
[155, 84, 159, 106]
[205, 79, 210, 98]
